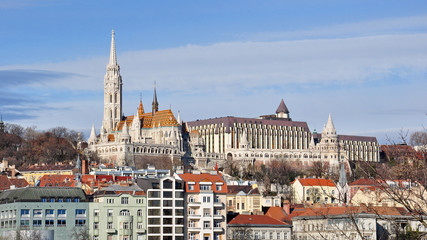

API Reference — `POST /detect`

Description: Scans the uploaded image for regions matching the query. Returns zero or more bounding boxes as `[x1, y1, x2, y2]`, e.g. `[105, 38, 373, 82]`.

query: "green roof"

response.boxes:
[0, 187, 87, 203]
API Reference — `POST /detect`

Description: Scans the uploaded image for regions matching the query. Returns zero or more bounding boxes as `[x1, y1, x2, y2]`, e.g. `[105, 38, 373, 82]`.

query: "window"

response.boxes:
[148, 200, 160, 207]
[76, 209, 86, 217]
[49, 198, 55, 202]
[216, 185, 222, 191]
[121, 197, 129, 204]
[163, 200, 173, 207]
[188, 184, 194, 191]
[58, 209, 66, 217]
[57, 219, 66, 227]
[107, 222, 113, 229]
[163, 191, 173, 198]
[137, 209, 143, 217]
[175, 209, 184, 216]
[137, 222, 143, 229]
[175, 191, 184, 198]
[33, 220, 42, 227]
[228, 200, 232, 206]
[33, 209, 42, 218]
[200, 185, 211, 191]
[242, 203, 245, 209]
[203, 209, 210, 217]
[148, 191, 160, 198]
[148, 218, 160, 224]
[163, 209, 172, 216]
[163, 180, 173, 189]
[203, 196, 211, 203]
[75, 219, 86, 226]
[41, 198, 47, 202]
[163, 218, 172, 224]
[94, 209, 99, 217]
[107, 209, 113, 217]
[215, 196, 220, 203]
[176, 200, 184, 207]
[74, 198, 80, 202]
[20, 220, 29, 226]
[123, 222, 129, 229]
[175, 218, 183, 225]
[189, 233, 195, 240]
[204, 221, 210, 229]
[45, 209, 55, 217]
[136, 199, 144, 204]
[107, 199, 115, 204]
[66, 198, 72, 202]
[58, 198, 64, 202]
[120, 210, 130, 216]
[189, 197, 194, 202]
[45, 219, 54, 226]
[20, 209, 29, 217]
[148, 209, 160, 216]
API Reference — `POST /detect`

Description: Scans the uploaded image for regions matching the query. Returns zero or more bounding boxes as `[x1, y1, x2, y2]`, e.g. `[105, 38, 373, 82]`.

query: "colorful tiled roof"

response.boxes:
[115, 109, 179, 133]
[228, 214, 290, 226]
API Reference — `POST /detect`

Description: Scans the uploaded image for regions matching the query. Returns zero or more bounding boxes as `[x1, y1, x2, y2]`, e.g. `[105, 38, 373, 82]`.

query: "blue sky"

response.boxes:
[1, 0, 427, 144]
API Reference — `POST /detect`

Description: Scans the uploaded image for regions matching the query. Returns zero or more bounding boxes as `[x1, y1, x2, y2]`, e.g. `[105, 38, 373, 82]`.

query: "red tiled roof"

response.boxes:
[39, 175, 76, 187]
[0, 175, 29, 190]
[296, 178, 336, 187]
[265, 207, 287, 222]
[178, 173, 227, 194]
[228, 214, 289, 226]
[350, 178, 379, 186]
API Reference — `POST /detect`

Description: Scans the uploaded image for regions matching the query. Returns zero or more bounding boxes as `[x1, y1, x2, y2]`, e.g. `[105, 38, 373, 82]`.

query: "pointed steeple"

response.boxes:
[177, 110, 181, 124]
[309, 135, 315, 148]
[109, 29, 117, 66]
[152, 82, 159, 115]
[138, 94, 144, 116]
[88, 124, 97, 144]
[323, 113, 336, 135]
[276, 99, 289, 114]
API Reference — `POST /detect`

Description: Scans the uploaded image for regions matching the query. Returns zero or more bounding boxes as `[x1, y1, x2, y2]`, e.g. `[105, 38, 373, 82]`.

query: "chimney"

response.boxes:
[82, 159, 88, 175]
[283, 200, 291, 215]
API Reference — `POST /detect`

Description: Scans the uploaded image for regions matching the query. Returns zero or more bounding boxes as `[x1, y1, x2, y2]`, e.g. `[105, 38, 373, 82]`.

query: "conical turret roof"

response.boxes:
[109, 30, 117, 66]
[276, 99, 289, 114]
[88, 124, 97, 142]
[323, 114, 336, 135]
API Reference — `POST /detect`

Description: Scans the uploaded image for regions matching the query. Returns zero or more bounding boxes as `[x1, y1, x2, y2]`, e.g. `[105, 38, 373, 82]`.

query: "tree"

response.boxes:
[229, 226, 253, 240]
[70, 226, 90, 240]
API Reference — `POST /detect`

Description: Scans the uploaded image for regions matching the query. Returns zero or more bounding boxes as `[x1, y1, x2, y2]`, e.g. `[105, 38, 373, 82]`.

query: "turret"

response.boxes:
[275, 99, 291, 120]
[88, 124, 97, 145]
[152, 82, 159, 115]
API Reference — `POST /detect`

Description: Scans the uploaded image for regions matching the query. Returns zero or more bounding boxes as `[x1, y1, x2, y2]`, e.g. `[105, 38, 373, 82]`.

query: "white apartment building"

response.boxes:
[176, 171, 227, 240]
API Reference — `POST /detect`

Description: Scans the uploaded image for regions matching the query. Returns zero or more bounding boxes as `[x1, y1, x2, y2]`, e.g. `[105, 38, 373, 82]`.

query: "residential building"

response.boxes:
[226, 185, 262, 215]
[89, 184, 147, 240]
[349, 178, 379, 198]
[292, 206, 422, 240]
[137, 176, 185, 240]
[0, 187, 89, 240]
[262, 195, 282, 208]
[19, 163, 75, 186]
[291, 178, 337, 204]
[176, 171, 227, 240]
[227, 214, 292, 240]
[87, 30, 182, 166]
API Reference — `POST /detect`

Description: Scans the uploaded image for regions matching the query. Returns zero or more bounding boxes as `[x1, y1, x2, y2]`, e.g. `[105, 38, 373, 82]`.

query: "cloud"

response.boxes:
[1, 19, 427, 142]
[0, 69, 82, 88]
[240, 15, 427, 41]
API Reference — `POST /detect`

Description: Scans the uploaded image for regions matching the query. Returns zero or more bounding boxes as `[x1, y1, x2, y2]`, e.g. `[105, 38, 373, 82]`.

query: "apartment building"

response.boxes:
[176, 171, 227, 240]
[137, 176, 185, 240]
[226, 185, 262, 215]
[0, 187, 89, 240]
[89, 184, 147, 240]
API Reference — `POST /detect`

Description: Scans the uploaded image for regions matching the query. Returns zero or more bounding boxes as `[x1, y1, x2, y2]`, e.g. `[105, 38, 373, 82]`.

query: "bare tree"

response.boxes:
[70, 226, 90, 240]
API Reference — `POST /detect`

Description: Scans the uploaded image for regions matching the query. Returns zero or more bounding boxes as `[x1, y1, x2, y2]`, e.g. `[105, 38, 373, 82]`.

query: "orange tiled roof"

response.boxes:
[228, 214, 289, 225]
[178, 173, 227, 194]
[296, 178, 336, 187]
[108, 134, 115, 142]
[265, 207, 287, 222]
[350, 178, 379, 186]
[39, 175, 76, 187]
[0, 175, 29, 190]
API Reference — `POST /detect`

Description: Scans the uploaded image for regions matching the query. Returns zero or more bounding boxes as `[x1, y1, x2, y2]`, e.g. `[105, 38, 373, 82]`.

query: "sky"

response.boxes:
[1, 0, 427, 144]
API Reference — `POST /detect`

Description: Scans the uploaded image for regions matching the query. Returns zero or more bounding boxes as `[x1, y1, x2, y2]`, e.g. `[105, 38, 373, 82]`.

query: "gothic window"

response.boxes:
[110, 94, 112, 103]
[110, 109, 113, 118]
[114, 93, 117, 103]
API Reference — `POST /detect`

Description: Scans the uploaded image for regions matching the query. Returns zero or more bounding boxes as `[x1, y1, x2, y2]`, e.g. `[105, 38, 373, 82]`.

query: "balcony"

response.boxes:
[188, 226, 201, 232]
[213, 214, 223, 220]
[214, 227, 224, 232]
[136, 228, 146, 233]
[106, 228, 116, 234]
[213, 202, 224, 208]
[119, 229, 131, 236]
[188, 214, 201, 219]
[188, 201, 201, 207]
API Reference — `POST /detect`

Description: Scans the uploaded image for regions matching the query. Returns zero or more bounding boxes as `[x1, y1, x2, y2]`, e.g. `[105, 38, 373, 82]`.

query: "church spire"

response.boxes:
[152, 82, 159, 115]
[88, 124, 97, 144]
[323, 113, 336, 135]
[109, 29, 117, 66]
[138, 93, 144, 116]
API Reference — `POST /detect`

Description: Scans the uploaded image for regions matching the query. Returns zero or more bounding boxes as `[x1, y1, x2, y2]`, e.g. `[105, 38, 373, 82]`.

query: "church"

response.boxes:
[87, 31, 379, 171]
[87, 30, 182, 166]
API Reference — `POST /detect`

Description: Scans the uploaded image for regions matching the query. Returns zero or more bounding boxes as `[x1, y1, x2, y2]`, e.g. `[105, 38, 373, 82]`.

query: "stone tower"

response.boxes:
[319, 114, 343, 166]
[102, 30, 123, 133]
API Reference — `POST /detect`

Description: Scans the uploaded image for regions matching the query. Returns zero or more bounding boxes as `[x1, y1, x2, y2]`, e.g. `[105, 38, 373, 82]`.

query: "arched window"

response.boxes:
[115, 93, 117, 103]
[137, 209, 143, 217]
[120, 210, 130, 216]
[110, 94, 112, 103]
